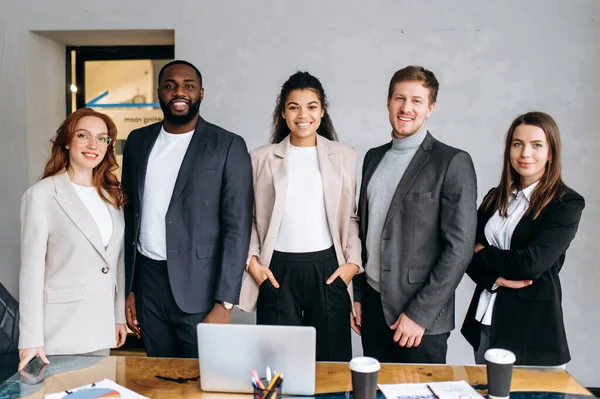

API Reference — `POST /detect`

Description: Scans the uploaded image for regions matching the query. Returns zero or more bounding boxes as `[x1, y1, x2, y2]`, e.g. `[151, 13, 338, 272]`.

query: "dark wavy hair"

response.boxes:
[481, 111, 567, 220]
[270, 71, 338, 144]
[42, 108, 125, 209]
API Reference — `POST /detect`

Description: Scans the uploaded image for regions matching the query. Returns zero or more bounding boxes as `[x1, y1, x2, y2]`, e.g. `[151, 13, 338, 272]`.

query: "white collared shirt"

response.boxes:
[475, 181, 539, 325]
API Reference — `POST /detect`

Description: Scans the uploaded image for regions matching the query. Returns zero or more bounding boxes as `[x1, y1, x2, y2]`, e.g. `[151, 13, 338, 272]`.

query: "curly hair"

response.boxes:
[270, 71, 338, 144]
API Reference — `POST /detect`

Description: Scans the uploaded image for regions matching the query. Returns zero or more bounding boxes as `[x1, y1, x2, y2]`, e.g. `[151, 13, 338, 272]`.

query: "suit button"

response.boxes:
[167, 220, 174, 224]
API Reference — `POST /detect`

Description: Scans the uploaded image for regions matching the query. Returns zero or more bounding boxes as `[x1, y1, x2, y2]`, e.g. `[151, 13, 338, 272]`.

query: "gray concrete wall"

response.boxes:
[0, 2, 29, 300]
[27, 32, 65, 184]
[0, 0, 598, 386]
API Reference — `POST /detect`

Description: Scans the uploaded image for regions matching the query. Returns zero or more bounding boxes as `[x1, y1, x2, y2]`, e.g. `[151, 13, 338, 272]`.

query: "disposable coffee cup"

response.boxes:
[349, 356, 380, 399]
[485, 348, 516, 399]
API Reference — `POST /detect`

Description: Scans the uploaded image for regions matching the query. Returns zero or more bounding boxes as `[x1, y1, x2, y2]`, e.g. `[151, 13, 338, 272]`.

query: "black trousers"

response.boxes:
[474, 324, 491, 365]
[135, 253, 208, 358]
[256, 247, 352, 362]
[361, 283, 449, 364]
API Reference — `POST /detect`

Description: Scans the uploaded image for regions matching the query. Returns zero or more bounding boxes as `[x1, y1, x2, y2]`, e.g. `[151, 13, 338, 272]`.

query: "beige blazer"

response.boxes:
[238, 135, 362, 312]
[19, 172, 125, 355]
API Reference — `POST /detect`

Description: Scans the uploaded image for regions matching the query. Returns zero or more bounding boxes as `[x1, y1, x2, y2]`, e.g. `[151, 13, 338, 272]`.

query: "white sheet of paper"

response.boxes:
[378, 382, 437, 399]
[44, 378, 148, 399]
[427, 380, 485, 399]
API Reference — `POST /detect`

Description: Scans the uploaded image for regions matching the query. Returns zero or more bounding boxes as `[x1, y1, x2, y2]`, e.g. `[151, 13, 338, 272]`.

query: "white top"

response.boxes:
[475, 181, 539, 325]
[274, 145, 333, 253]
[71, 183, 113, 247]
[484, 348, 516, 364]
[349, 356, 381, 373]
[138, 127, 194, 260]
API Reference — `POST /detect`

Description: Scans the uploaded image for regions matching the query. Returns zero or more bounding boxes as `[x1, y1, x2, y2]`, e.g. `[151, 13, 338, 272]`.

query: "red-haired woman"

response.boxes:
[461, 112, 585, 366]
[18, 108, 127, 371]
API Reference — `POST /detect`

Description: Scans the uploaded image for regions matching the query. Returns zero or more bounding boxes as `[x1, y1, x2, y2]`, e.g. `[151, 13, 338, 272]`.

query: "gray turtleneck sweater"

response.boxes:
[365, 127, 428, 292]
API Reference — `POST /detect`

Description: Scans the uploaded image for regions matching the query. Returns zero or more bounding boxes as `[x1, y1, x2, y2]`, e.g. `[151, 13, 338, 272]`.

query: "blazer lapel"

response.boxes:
[383, 132, 434, 229]
[359, 142, 391, 239]
[362, 143, 391, 191]
[168, 117, 209, 210]
[53, 173, 109, 264]
[510, 212, 540, 249]
[136, 123, 161, 205]
[266, 137, 290, 239]
[316, 135, 342, 243]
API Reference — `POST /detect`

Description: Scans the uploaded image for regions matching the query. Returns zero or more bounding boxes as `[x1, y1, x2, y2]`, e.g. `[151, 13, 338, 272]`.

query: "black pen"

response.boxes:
[268, 376, 283, 399]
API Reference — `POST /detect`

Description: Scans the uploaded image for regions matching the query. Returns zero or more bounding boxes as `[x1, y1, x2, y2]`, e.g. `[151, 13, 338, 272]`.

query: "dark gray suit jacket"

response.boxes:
[354, 133, 477, 334]
[122, 116, 253, 314]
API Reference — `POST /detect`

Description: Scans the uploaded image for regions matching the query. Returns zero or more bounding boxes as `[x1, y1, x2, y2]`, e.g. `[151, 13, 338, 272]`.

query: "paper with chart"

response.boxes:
[44, 378, 148, 399]
[427, 380, 484, 399]
[378, 380, 484, 399]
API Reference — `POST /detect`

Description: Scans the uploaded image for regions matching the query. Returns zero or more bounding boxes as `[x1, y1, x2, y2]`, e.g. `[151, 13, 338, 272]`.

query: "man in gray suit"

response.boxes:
[351, 65, 477, 363]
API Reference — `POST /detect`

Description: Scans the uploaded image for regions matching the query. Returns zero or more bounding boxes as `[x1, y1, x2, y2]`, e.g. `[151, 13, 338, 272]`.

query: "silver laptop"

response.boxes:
[197, 323, 316, 395]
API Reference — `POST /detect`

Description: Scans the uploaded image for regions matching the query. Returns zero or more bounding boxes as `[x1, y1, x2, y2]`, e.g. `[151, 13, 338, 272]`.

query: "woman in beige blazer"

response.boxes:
[18, 108, 127, 371]
[238, 72, 363, 361]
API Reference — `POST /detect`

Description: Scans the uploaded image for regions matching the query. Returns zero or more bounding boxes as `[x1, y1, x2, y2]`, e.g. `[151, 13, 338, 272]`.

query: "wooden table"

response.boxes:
[7, 356, 593, 398]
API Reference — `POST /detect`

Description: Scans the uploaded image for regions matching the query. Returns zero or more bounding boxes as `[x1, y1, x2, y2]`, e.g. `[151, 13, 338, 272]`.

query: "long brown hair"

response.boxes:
[481, 111, 567, 219]
[42, 108, 125, 209]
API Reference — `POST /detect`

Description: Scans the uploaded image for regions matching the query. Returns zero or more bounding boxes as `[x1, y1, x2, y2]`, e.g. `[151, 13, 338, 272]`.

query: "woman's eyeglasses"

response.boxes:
[74, 131, 111, 147]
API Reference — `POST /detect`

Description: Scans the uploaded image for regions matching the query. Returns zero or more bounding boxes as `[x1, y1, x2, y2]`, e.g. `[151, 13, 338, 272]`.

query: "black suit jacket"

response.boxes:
[122, 116, 253, 314]
[461, 187, 585, 366]
[354, 133, 478, 334]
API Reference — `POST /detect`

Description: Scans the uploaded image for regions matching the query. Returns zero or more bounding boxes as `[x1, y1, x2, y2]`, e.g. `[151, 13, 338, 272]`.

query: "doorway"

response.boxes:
[67, 45, 174, 176]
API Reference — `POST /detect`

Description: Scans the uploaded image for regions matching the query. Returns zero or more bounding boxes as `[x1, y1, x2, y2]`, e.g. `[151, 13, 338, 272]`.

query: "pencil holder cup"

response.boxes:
[253, 378, 282, 399]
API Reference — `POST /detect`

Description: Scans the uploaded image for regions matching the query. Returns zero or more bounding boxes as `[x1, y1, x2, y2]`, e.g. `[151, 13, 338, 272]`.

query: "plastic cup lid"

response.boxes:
[349, 356, 381, 373]
[484, 348, 516, 364]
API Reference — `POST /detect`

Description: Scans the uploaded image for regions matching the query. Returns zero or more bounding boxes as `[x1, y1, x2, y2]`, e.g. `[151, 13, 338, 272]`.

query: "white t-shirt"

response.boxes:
[274, 145, 333, 253]
[138, 127, 194, 260]
[71, 183, 113, 247]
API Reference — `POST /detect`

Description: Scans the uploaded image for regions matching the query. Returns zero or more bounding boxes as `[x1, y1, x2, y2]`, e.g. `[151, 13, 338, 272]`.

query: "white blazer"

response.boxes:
[19, 172, 125, 355]
[238, 135, 362, 312]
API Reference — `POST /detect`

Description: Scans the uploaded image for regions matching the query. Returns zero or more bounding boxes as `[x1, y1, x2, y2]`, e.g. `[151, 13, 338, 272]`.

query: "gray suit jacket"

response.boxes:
[19, 172, 125, 354]
[354, 133, 477, 334]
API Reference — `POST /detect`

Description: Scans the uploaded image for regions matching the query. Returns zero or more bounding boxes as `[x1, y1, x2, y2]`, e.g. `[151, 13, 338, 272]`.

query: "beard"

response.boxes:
[159, 97, 201, 126]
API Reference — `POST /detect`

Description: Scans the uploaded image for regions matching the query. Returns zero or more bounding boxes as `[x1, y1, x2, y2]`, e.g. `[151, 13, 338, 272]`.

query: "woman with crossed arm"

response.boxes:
[461, 111, 585, 366]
